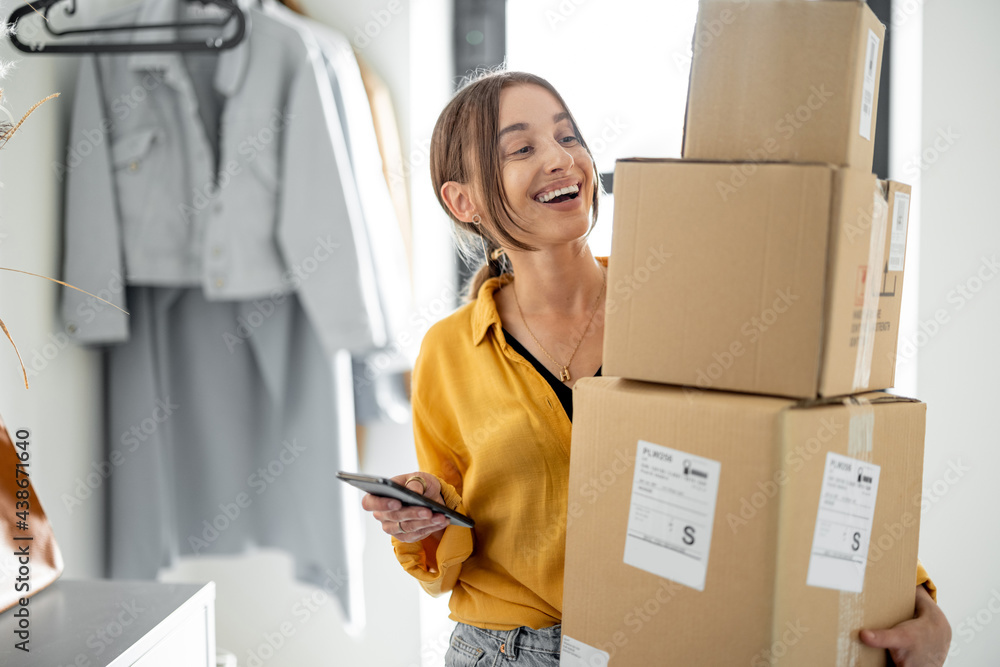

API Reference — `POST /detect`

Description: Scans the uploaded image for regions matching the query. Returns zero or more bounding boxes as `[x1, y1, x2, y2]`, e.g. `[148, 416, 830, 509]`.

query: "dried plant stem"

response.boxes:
[0, 268, 129, 313]
[0, 268, 129, 389]
[0, 83, 79, 388]
[0, 93, 59, 148]
[0, 316, 28, 389]
[25, 3, 51, 22]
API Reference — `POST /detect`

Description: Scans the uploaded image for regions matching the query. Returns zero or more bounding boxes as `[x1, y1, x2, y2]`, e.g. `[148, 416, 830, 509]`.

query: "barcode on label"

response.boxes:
[806, 453, 881, 593]
[858, 30, 880, 140]
[888, 192, 911, 271]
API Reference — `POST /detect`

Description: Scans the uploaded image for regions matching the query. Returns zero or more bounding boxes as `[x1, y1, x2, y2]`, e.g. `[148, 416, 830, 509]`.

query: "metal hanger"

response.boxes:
[5, 0, 247, 54]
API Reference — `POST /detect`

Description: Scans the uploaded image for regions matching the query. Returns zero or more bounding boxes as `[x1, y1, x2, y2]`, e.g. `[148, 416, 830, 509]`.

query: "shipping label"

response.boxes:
[888, 191, 911, 271]
[806, 452, 881, 593]
[859, 29, 880, 140]
[623, 440, 721, 592]
[561, 636, 610, 667]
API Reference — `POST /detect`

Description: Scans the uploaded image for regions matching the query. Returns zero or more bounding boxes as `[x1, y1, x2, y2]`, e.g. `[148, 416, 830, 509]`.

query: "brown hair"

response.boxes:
[429, 69, 601, 301]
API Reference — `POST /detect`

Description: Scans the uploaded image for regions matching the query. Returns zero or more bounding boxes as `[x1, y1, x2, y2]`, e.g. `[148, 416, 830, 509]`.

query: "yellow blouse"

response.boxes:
[392, 258, 935, 632]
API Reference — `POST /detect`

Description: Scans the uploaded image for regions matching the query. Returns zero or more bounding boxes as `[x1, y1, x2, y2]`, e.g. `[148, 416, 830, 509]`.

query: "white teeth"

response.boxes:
[536, 183, 580, 203]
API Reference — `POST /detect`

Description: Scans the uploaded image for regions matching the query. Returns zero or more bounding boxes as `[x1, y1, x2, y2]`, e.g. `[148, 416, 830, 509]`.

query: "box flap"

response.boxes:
[789, 390, 922, 410]
[617, 157, 840, 168]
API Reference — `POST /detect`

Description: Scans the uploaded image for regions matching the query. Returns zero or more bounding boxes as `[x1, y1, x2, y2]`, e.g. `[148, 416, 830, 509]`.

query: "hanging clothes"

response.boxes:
[61, 0, 385, 357]
[263, 1, 415, 428]
[57, 0, 410, 630]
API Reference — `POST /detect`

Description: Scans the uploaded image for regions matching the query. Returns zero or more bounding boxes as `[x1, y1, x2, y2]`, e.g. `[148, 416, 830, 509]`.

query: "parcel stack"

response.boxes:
[561, 2, 925, 666]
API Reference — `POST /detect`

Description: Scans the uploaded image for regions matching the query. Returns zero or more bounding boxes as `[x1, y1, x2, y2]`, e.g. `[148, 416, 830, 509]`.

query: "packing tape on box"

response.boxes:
[837, 396, 875, 666]
[846, 399, 874, 458]
[852, 186, 890, 390]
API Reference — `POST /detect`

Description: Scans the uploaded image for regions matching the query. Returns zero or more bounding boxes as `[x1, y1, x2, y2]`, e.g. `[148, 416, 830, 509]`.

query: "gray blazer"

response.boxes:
[60, 0, 388, 359]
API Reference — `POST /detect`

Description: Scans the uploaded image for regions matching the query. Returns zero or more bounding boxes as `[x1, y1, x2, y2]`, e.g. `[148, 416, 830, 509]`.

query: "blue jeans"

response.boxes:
[445, 622, 561, 667]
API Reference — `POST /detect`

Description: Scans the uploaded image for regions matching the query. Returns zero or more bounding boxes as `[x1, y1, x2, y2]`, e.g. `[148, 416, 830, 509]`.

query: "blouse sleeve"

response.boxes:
[916, 558, 937, 602]
[391, 391, 474, 597]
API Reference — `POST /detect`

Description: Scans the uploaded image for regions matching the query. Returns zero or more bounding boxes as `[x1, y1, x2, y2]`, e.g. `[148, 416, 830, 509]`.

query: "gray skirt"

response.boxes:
[104, 285, 363, 625]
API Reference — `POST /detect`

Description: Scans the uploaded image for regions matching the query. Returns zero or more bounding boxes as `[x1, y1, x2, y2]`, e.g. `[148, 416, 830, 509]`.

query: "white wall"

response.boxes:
[0, 0, 455, 665]
[0, 9, 104, 579]
[917, 1, 1000, 664]
[404, 3, 458, 664]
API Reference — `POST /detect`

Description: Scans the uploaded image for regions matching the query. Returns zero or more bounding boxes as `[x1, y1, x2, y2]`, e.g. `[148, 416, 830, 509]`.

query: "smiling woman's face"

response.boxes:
[496, 83, 595, 248]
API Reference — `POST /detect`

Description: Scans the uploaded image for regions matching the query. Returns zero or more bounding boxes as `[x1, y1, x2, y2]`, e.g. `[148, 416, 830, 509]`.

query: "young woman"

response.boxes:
[362, 70, 951, 667]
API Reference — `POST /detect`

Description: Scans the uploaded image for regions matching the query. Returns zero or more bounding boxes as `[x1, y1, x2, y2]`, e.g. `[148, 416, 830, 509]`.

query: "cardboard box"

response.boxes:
[872, 179, 913, 375]
[682, 0, 885, 170]
[561, 378, 925, 667]
[603, 159, 911, 399]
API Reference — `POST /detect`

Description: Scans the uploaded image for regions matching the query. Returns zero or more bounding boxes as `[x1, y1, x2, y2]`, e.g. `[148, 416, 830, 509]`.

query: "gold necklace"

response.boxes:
[512, 268, 606, 383]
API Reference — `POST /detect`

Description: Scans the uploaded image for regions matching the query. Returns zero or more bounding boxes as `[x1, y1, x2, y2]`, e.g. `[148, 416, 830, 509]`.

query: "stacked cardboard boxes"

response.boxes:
[602, 161, 912, 399]
[562, 2, 924, 665]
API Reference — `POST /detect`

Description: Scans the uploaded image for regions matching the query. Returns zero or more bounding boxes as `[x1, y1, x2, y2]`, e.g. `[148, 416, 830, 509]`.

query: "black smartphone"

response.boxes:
[337, 471, 475, 528]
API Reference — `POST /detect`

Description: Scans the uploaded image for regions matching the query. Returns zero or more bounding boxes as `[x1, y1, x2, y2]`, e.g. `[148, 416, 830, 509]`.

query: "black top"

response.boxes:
[502, 327, 602, 422]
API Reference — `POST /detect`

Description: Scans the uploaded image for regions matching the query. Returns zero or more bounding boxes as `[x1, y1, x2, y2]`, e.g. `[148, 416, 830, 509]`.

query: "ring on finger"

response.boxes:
[398, 520, 406, 534]
[405, 475, 427, 495]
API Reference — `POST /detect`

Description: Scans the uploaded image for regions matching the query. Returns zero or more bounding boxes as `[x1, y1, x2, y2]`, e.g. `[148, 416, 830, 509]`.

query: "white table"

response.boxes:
[0, 579, 216, 666]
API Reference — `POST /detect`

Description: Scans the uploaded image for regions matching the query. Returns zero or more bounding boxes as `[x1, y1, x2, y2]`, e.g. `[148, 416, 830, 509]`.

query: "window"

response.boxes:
[506, 0, 700, 255]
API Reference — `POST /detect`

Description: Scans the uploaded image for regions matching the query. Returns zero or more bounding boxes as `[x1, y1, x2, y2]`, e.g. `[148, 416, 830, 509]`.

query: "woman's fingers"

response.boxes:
[400, 526, 446, 543]
[361, 493, 401, 512]
[359, 471, 451, 543]
[381, 513, 449, 541]
[373, 504, 441, 523]
[391, 472, 446, 506]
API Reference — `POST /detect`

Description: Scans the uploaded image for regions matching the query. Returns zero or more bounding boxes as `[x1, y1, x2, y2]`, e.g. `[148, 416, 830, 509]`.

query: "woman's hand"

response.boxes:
[859, 585, 952, 666]
[362, 472, 451, 544]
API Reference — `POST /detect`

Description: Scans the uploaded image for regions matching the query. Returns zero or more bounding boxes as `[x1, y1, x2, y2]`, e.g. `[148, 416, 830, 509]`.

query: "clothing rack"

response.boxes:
[5, 0, 247, 54]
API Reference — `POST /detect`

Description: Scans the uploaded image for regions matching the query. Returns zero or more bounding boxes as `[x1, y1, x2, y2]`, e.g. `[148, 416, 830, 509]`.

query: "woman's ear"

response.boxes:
[440, 181, 478, 223]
